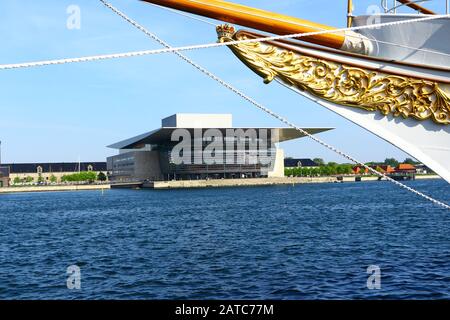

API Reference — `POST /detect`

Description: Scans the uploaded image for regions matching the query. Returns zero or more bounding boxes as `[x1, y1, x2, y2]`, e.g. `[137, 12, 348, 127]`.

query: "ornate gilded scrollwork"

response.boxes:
[217, 25, 450, 125]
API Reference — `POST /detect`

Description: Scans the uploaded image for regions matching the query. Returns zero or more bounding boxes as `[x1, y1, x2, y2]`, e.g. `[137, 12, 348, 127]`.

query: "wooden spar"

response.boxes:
[141, 0, 346, 49]
[347, 0, 353, 28]
[396, 0, 436, 14]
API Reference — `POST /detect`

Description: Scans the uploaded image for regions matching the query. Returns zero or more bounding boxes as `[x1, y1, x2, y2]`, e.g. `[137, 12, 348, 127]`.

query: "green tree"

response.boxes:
[13, 176, 21, 185]
[60, 171, 97, 183]
[304, 167, 312, 176]
[313, 158, 325, 166]
[37, 174, 44, 184]
[302, 168, 307, 176]
[50, 175, 57, 183]
[25, 176, 34, 183]
[344, 165, 354, 175]
[403, 158, 417, 165]
[284, 168, 293, 177]
[384, 158, 399, 167]
[330, 165, 338, 175]
[97, 172, 107, 182]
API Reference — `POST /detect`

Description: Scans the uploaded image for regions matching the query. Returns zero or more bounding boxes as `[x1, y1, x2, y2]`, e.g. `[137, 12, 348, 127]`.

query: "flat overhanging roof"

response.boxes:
[107, 127, 334, 150]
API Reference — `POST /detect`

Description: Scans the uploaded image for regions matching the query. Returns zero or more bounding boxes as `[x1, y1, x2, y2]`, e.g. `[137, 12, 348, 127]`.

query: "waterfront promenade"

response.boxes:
[143, 175, 440, 189]
[0, 175, 441, 193]
[0, 184, 110, 194]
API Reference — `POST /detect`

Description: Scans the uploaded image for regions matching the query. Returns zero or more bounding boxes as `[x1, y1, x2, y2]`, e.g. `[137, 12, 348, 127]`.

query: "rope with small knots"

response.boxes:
[98, 0, 450, 209]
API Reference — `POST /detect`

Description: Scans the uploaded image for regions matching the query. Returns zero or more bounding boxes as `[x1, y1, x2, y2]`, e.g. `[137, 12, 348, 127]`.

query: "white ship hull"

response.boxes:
[222, 30, 450, 182]
[282, 82, 450, 182]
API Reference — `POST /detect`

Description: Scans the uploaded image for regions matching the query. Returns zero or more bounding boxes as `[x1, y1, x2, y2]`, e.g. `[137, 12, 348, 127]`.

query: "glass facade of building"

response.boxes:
[107, 114, 332, 182]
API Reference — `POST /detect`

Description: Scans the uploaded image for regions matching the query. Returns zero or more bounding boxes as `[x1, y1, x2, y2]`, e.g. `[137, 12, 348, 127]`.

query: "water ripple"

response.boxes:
[0, 180, 449, 299]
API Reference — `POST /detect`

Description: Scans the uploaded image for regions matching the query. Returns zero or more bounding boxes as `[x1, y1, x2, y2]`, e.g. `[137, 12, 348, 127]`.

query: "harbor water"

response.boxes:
[0, 179, 449, 299]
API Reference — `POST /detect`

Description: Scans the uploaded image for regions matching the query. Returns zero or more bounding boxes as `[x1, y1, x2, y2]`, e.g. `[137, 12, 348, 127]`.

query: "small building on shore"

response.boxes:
[415, 164, 432, 175]
[353, 164, 396, 174]
[352, 163, 432, 176]
[2, 162, 107, 185]
[107, 114, 332, 182]
[284, 158, 319, 169]
[395, 163, 416, 174]
[0, 166, 9, 188]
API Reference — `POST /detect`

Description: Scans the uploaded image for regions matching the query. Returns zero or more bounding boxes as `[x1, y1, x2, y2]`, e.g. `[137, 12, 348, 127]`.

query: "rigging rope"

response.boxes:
[149, 3, 217, 26]
[0, 11, 449, 70]
[150, 1, 450, 60]
[98, 0, 450, 210]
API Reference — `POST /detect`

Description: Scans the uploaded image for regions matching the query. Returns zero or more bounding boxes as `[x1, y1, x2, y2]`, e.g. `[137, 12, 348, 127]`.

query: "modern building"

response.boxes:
[284, 158, 320, 169]
[107, 114, 332, 182]
[3, 162, 107, 185]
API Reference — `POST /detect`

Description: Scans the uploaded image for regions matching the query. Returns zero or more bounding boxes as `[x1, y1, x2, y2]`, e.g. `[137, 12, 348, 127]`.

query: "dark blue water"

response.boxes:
[0, 180, 449, 299]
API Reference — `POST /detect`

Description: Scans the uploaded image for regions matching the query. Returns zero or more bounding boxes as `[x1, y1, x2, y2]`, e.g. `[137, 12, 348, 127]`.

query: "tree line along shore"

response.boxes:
[285, 157, 434, 177]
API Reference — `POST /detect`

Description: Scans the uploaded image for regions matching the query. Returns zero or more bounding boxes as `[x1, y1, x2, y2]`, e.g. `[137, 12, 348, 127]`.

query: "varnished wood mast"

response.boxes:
[141, 0, 346, 49]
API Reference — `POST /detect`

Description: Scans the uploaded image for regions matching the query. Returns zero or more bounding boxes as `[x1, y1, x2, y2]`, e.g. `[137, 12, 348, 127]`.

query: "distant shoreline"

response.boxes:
[0, 175, 442, 194]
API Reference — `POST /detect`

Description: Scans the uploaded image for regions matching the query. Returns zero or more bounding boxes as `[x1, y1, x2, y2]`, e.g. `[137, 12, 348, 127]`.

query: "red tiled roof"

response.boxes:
[397, 164, 415, 170]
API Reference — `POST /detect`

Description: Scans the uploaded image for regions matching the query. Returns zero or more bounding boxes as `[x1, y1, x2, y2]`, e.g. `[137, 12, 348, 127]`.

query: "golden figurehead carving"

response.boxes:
[216, 25, 450, 125]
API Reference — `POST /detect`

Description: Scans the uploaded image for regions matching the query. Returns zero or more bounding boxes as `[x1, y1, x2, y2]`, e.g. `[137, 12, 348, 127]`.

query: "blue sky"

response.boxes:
[0, 0, 446, 163]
